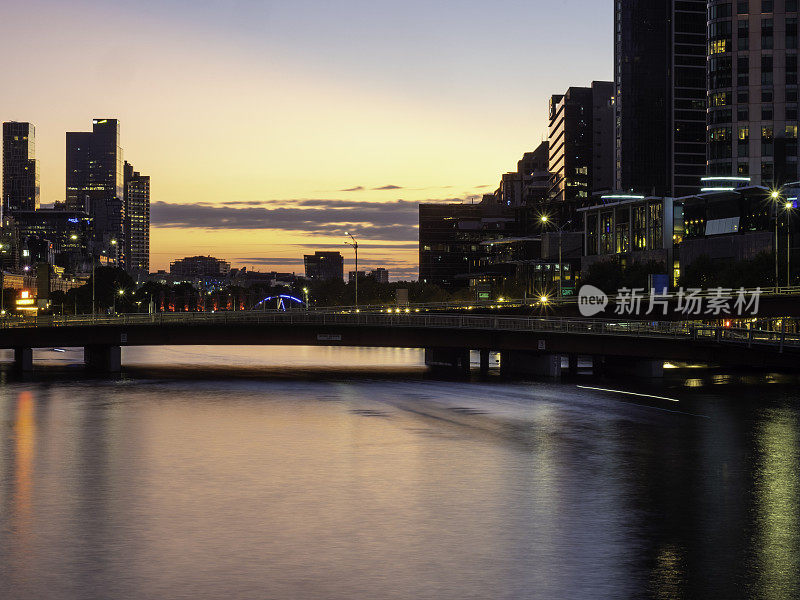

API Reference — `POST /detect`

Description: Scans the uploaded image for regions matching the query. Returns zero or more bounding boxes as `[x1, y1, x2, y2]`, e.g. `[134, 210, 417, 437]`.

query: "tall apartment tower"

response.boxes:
[548, 82, 615, 221]
[2, 122, 40, 212]
[66, 119, 125, 262]
[615, 0, 707, 197]
[124, 161, 150, 274]
[708, 0, 800, 187]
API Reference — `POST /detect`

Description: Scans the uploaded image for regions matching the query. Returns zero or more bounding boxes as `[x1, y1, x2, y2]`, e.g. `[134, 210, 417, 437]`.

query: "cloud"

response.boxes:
[150, 200, 420, 241]
[340, 186, 365, 192]
[373, 185, 402, 190]
[290, 242, 419, 250]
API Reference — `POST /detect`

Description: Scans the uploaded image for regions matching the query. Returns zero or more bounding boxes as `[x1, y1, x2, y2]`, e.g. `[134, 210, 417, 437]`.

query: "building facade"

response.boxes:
[12, 210, 93, 272]
[548, 82, 615, 221]
[66, 119, 125, 261]
[707, 0, 800, 187]
[304, 252, 344, 282]
[124, 161, 150, 273]
[170, 255, 231, 278]
[2, 122, 40, 212]
[615, 0, 707, 197]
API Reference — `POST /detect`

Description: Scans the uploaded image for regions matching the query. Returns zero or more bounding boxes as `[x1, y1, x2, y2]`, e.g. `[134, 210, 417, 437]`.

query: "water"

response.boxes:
[1, 346, 798, 599]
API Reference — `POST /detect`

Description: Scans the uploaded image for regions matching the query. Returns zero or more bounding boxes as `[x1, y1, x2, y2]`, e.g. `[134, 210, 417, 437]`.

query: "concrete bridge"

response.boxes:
[1, 311, 799, 376]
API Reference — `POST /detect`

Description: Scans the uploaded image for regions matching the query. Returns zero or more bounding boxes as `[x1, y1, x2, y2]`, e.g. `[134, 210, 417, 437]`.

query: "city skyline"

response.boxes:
[0, 0, 612, 278]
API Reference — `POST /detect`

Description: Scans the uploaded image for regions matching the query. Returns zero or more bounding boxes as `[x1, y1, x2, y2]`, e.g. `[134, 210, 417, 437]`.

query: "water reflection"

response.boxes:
[756, 410, 800, 598]
[0, 348, 799, 599]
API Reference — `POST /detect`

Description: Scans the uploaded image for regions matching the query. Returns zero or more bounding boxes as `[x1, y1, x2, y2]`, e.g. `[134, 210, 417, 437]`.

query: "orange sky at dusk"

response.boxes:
[1, 0, 611, 279]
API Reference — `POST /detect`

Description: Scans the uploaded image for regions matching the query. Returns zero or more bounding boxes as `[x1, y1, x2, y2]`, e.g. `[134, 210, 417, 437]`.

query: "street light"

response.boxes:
[114, 288, 124, 314]
[771, 190, 783, 287]
[540, 215, 571, 301]
[302, 286, 309, 309]
[111, 239, 119, 267]
[786, 200, 796, 286]
[345, 232, 359, 309]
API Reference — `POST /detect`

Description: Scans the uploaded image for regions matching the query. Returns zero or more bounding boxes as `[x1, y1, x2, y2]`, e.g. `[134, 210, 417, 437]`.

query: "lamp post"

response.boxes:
[303, 286, 309, 309]
[114, 289, 124, 314]
[111, 239, 119, 267]
[772, 190, 782, 288]
[92, 260, 96, 315]
[786, 200, 795, 286]
[540, 216, 571, 301]
[345, 232, 359, 309]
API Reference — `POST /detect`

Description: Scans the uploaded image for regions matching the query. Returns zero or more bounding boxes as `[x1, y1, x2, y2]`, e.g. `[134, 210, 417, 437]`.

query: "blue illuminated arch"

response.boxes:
[254, 294, 306, 311]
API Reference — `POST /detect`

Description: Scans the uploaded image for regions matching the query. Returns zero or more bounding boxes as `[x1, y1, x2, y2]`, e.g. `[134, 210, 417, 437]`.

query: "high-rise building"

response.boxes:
[548, 82, 615, 221]
[615, 0, 707, 197]
[66, 119, 124, 261]
[372, 268, 389, 283]
[124, 161, 150, 273]
[2, 122, 40, 212]
[707, 0, 800, 187]
[304, 252, 344, 282]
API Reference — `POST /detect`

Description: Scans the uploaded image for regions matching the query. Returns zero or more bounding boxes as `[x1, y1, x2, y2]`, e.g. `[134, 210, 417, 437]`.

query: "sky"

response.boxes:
[0, 0, 611, 279]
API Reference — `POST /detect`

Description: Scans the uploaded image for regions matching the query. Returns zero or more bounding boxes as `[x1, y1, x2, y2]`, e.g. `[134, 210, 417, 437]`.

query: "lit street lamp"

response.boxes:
[345, 232, 359, 309]
[114, 288, 125, 314]
[303, 286, 309, 309]
[540, 215, 571, 301]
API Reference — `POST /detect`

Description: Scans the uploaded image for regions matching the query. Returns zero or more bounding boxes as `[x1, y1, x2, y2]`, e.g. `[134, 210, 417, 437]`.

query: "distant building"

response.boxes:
[348, 270, 366, 283]
[372, 268, 389, 283]
[170, 255, 231, 278]
[124, 161, 150, 273]
[304, 251, 344, 282]
[615, 0, 706, 197]
[548, 82, 615, 221]
[66, 118, 125, 261]
[2, 122, 40, 212]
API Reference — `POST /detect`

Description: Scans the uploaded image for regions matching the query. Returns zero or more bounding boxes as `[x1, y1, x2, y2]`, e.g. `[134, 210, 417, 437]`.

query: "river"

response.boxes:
[0, 346, 798, 599]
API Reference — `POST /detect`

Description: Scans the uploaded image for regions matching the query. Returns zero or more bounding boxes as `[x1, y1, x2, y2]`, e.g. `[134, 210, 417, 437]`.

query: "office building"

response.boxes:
[304, 252, 344, 282]
[548, 82, 615, 221]
[124, 161, 150, 273]
[170, 255, 231, 278]
[2, 122, 40, 212]
[615, 1, 707, 197]
[373, 268, 389, 283]
[707, 1, 800, 186]
[348, 270, 367, 283]
[12, 210, 93, 271]
[66, 118, 125, 260]
[419, 197, 517, 288]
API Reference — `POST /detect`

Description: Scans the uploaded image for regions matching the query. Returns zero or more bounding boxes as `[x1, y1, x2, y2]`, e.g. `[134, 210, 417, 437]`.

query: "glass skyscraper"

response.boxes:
[615, 0, 708, 197]
[2, 121, 40, 212]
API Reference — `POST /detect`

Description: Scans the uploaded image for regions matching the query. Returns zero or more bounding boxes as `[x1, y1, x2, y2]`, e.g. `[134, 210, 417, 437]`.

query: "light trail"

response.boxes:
[577, 385, 680, 403]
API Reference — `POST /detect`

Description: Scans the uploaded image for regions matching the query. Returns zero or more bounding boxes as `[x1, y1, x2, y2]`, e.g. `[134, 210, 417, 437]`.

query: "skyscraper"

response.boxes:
[124, 161, 150, 273]
[548, 82, 615, 221]
[2, 122, 40, 212]
[66, 119, 124, 263]
[615, 0, 707, 197]
[707, 0, 800, 187]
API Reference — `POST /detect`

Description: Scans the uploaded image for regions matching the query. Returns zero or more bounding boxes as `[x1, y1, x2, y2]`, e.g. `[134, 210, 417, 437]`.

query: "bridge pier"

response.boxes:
[424, 348, 470, 376]
[479, 349, 491, 376]
[602, 356, 664, 379]
[13, 347, 33, 372]
[85, 345, 122, 373]
[567, 354, 579, 376]
[500, 351, 562, 379]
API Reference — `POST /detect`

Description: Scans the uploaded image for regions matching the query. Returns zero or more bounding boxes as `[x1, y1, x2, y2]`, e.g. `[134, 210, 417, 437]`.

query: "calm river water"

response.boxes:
[0, 346, 798, 599]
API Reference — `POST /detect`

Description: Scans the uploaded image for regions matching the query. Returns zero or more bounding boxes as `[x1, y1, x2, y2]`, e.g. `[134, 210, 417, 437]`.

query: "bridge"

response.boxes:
[2, 310, 799, 377]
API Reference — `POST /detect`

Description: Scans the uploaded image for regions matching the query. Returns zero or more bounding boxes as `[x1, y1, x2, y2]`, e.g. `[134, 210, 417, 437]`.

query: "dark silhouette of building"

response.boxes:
[707, 1, 800, 187]
[304, 252, 344, 282]
[2, 122, 40, 212]
[615, 0, 706, 197]
[548, 82, 615, 221]
[66, 118, 124, 262]
[372, 268, 389, 283]
[124, 161, 150, 273]
[170, 255, 231, 278]
[12, 210, 93, 272]
[419, 197, 517, 288]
